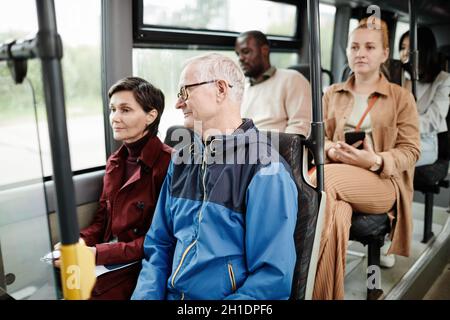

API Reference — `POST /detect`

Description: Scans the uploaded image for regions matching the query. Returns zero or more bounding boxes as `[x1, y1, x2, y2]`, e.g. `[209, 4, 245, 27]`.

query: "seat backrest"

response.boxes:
[388, 59, 404, 86]
[288, 64, 311, 81]
[340, 63, 353, 83]
[164, 125, 194, 150]
[270, 132, 321, 300]
[288, 64, 334, 87]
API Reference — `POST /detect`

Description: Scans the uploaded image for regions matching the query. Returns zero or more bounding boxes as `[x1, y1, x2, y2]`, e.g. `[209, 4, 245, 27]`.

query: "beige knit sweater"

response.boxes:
[240, 68, 312, 136]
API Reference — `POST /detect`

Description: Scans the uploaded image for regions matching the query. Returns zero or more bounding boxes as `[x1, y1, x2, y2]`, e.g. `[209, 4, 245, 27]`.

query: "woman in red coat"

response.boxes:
[76, 77, 172, 299]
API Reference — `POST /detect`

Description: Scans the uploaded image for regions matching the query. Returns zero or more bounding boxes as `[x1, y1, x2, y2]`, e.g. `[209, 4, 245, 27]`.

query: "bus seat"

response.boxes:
[273, 132, 322, 300]
[388, 59, 404, 86]
[164, 125, 194, 150]
[413, 104, 450, 242]
[288, 64, 334, 86]
[349, 212, 390, 300]
[288, 64, 310, 81]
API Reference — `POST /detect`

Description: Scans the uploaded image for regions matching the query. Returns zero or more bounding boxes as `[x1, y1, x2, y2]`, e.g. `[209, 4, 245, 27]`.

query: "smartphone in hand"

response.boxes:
[344, 131, 365, 150]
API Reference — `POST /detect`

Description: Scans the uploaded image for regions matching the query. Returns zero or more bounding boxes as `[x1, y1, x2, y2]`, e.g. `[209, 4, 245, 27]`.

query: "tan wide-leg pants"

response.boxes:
[311, 164, 396, 300]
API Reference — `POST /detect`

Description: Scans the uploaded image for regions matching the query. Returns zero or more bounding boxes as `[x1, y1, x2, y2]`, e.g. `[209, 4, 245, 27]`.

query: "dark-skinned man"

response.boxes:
[235, 30, 311, 136]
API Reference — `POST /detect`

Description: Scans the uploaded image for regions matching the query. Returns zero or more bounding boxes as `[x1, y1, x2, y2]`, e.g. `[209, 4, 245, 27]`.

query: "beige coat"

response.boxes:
[323, 74, 421, 256]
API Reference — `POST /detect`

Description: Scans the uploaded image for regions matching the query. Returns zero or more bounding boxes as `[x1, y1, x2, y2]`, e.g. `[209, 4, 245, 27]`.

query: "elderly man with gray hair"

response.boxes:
[132, 53, 297, 300]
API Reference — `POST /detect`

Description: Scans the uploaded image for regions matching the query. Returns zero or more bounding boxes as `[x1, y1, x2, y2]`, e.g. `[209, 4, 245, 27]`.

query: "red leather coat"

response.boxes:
[80, 136, 172, 299]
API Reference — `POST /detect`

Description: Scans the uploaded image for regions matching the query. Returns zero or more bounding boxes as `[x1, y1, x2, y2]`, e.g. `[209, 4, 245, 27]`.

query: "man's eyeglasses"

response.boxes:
[177, 80, 233, 101]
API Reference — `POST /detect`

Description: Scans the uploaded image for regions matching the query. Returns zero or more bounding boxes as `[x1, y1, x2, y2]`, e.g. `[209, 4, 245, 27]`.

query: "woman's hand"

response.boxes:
[332, 138, 379, 170]
[326, 142, 343, 163]
[53, 238, 96, 268]
[327, 139, 363, 163]
[54, 242, 61, 250]
[53, 242, 61, 268]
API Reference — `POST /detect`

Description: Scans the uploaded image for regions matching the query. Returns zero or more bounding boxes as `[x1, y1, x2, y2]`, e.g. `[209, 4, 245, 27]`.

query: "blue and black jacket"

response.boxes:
[132, 119, 298, 300]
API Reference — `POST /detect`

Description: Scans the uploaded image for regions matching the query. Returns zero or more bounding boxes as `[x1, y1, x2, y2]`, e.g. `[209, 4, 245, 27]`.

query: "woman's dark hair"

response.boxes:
[399, 26, 441, 83]
[398, 31, 409, 54]
[108, 76, 164, 137]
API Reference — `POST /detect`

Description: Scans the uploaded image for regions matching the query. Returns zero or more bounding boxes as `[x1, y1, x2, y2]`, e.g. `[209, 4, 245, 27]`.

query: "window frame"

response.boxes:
[0, 0, 106, 186]
[132, 0, 303, 52]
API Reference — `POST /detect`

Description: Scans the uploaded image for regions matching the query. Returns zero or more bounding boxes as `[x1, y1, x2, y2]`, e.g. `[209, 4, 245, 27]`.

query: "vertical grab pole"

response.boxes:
[302, 0, 326, 300]
[307, 0, 324, 193]
[36, 0, 78, 247]
[409, 0, 418, 99]
[35, 0, 95, 299]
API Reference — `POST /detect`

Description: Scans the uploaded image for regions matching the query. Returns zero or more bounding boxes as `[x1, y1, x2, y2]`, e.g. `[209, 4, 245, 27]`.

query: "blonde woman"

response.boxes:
[312, 18, 420, 299]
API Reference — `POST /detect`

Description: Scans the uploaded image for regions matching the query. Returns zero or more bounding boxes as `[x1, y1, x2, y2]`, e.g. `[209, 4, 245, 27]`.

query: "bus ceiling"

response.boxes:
[320, 0, 450, 25]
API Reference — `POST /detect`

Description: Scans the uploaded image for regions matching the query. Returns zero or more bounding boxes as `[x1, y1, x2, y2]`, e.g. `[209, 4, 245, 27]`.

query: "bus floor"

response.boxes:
[344, 201, 450, 300]
[423, 263, 450, 299]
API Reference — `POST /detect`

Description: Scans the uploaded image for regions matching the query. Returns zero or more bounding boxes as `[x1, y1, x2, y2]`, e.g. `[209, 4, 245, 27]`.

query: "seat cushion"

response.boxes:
[414, 159, 449, 189]
[350, 213, 390, 245]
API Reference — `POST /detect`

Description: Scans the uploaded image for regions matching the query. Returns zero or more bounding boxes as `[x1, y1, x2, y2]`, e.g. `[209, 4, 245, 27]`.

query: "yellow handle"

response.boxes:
[59, 240, 96, 300]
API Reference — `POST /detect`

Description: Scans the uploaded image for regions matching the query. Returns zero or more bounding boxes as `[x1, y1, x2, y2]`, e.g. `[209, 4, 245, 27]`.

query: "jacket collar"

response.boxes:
[335, 73, 390, 97]
[187, 118, 264, 160]
[109, 135, 164, 169]
[203, 118, 254, 142]
[249, 66, 276, 86]
[201, 118, 255, 149]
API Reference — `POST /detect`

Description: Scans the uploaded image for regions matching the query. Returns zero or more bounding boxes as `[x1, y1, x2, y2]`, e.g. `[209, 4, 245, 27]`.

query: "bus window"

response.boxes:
[348, 18, 359, 37]
[142, 0, 297, 37]
[0, 1, 37, 42]
[0, 0, 105, 186]
[55, 0, 105, 172]
[393, 21, 410, 60]
[0, 1, 41, 186]
[0, 67, 45, 186]
[134, 0, 301, 141]
[0, 77, 57, 299]
[133, 48, 297, 139]
[319, 3, 336, 73]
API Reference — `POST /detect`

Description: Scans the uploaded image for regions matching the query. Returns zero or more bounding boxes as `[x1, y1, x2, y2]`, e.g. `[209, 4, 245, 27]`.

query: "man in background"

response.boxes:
[235, 30, 312, 136]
